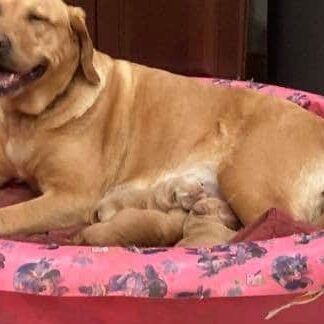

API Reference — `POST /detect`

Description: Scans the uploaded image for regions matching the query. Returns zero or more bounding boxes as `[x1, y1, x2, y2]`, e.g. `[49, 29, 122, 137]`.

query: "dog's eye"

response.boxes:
[28, 13, 48, 23]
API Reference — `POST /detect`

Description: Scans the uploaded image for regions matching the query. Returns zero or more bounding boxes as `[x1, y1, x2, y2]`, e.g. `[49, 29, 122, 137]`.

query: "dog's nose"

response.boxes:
[0, 33, 11, 56]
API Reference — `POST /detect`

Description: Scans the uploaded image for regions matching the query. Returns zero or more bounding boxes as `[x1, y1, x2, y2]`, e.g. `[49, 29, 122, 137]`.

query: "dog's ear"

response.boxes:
[68, 7, 100, 85]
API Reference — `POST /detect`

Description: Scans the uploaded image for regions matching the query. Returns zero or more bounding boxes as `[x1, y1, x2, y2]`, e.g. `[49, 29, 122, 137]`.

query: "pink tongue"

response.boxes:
[0, 71, 22, 88]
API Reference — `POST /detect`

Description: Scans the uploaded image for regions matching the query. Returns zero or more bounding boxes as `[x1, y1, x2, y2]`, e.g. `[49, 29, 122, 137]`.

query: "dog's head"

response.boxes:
[0, 0, 99, 114]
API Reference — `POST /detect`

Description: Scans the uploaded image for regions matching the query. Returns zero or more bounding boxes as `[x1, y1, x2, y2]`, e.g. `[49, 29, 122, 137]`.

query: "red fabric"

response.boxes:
[231, 208, 319, 243]
[0, 181, 37, 207]
[0, 291, 321, 324]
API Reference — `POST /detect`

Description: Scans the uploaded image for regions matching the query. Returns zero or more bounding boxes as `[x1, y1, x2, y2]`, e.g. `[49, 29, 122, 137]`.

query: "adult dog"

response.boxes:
[0, 0, 323, 245]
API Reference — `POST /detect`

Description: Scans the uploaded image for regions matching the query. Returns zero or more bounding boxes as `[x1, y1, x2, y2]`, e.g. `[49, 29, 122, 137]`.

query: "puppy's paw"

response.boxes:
[171, 179, 207, 211]
[192, 198, 225, 215]
[70, 232, 87, 246]
[96, 199, 118, 223]
[192, 198, 240, 230]
[71, 223, 116, 247]
[96, 207, 117, 223]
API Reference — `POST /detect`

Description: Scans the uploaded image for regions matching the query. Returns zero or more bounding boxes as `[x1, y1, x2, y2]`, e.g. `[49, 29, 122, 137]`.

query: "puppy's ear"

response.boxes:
[68, 7, 100, 85]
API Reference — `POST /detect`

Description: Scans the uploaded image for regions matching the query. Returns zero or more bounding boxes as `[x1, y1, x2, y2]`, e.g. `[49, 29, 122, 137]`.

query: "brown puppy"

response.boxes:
[96, 175, 208, 222]
[73, 209, 187, 247]
[0, 0, 323, 246]
[74, 198, 238, 248]
[74, 175, 238, 247]
[177, 198, 239, 247]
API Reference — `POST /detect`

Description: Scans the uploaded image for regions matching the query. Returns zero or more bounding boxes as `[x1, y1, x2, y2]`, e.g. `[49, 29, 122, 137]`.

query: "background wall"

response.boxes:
[246, 0, 267, 81]
[268, 1, 324, 95]
[67, 0, 248, 79]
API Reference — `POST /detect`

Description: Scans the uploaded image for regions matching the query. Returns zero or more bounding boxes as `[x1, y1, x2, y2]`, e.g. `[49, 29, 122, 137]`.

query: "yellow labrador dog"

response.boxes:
[0, 0, 323, 246]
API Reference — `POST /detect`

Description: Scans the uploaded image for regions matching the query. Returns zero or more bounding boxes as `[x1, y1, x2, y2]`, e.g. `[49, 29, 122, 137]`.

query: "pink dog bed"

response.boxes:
[1, 80, 324, 324]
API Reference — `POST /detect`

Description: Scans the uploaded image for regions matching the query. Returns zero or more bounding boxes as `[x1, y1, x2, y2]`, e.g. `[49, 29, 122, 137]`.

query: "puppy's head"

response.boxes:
[0, 0, 99, 114]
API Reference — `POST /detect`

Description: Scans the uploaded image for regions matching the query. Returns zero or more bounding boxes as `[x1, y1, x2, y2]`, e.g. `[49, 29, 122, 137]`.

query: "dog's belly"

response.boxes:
[105, 160, 222, 199]
[154, 161, 222, 198]
[117, 161, 223, 204]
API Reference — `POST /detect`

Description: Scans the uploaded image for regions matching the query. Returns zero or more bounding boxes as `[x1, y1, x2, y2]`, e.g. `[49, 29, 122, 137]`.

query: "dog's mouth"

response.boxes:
[0, 64, 47, 96]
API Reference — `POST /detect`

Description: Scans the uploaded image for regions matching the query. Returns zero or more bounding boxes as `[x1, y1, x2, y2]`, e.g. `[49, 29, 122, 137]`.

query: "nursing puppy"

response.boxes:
[74, 198, 239, 248]
[0, 0, 323, 246]
[73, 178, 239, 247]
